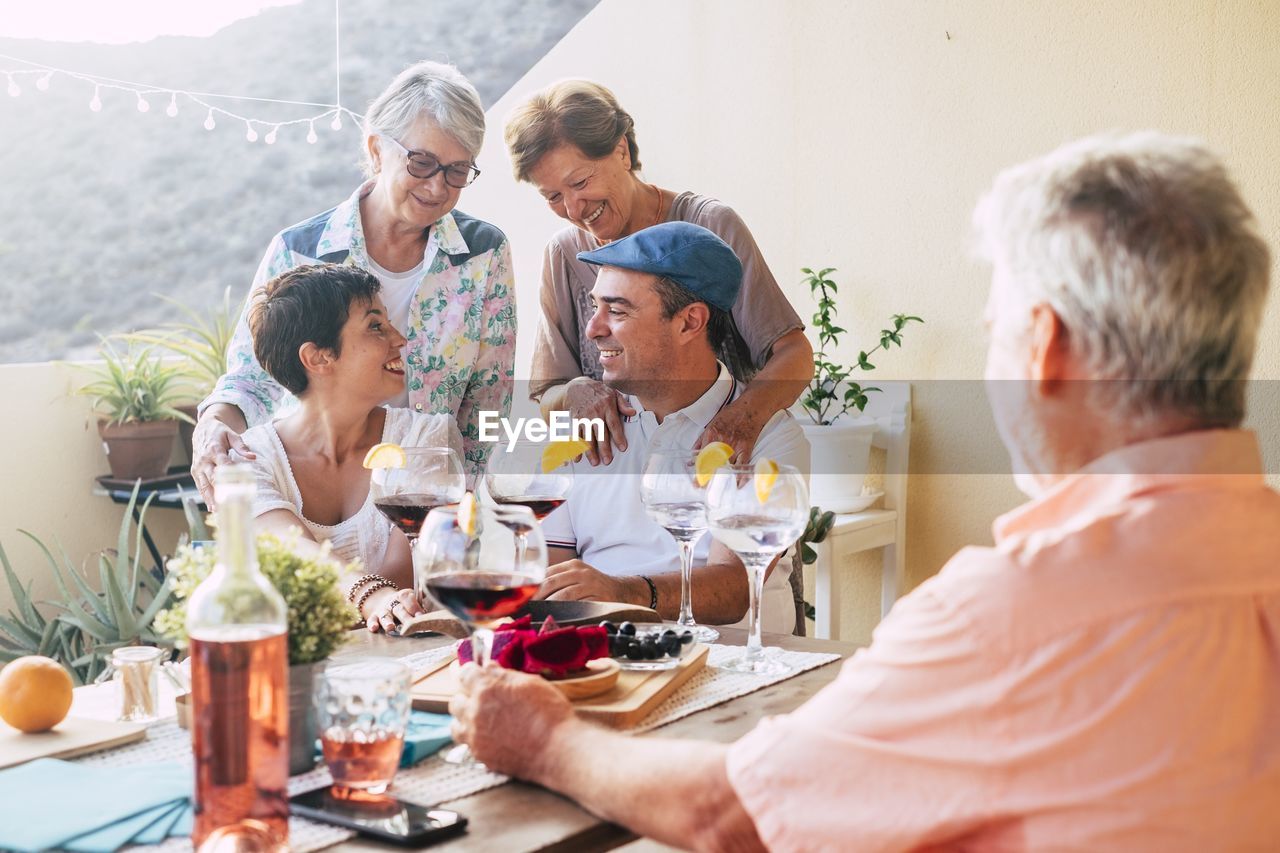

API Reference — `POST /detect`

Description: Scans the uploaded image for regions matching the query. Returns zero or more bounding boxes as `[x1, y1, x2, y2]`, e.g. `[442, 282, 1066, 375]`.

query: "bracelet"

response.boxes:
[347, 574, 391, 604]
[355, 579, 397, 617]
[639, 575, 658, 611]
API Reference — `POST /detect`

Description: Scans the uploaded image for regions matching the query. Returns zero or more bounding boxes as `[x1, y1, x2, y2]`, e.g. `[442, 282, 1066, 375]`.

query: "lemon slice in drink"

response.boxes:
[754, 458, 780, 504]
[457, 491, 479, 536]
[362, 442, 406, 469]
[695, 442, 735, 486]
[540, 438, 590, 473]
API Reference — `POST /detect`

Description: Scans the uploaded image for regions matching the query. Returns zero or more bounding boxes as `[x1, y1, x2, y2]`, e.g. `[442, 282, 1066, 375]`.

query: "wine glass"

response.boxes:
[705, 462, 808, 675]
[483, 439, 574, 520]
[371, 446, 466, 543]
[640, 450, 719, 642]
[414, 502, 546, 765]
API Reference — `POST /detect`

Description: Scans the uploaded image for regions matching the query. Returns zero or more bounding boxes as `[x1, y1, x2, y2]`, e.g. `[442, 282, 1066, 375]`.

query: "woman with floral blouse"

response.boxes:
[192, 60, 515, 507]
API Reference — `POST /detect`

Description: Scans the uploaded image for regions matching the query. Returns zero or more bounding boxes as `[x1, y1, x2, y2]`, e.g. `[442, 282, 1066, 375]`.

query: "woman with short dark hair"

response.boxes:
[241, 263, 460, 633]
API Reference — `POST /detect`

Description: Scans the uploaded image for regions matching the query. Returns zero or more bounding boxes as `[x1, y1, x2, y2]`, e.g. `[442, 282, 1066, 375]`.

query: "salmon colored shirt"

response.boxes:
[727, 430, 1280, 851]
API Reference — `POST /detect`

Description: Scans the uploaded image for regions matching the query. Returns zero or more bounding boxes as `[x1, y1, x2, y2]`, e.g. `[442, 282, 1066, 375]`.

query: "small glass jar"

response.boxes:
[112, 645, 165, 722]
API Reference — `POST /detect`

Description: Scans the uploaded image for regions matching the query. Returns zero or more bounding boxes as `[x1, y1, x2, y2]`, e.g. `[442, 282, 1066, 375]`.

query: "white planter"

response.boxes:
[799, 416, 876, 513]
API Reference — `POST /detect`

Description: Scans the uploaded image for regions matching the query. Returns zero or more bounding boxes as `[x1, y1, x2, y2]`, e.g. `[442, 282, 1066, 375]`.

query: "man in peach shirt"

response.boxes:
[449, 132, 1279, 850]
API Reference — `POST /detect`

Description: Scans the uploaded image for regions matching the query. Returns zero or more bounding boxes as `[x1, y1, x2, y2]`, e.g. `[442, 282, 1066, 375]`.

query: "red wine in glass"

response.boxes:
[493, 495, 566, 521]
[374, 493, 456, 539]
[424, 572, 541, 625]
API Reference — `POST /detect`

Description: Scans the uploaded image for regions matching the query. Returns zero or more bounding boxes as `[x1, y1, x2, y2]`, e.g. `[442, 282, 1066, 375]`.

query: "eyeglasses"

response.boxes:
[380, 136, 480, 189]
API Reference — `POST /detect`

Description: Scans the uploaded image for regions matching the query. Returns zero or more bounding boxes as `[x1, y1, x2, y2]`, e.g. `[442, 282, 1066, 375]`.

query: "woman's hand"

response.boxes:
[364, 587, 423, 636]
[191, 404, 254, 509]
[695, 396, 772, 464]
[565, 378, 636, 466]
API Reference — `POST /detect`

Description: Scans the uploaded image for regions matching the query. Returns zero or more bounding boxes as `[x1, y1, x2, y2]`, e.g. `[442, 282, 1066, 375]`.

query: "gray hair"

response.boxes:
[974, 131, 1271, 429]
[361, 60, 485, 176]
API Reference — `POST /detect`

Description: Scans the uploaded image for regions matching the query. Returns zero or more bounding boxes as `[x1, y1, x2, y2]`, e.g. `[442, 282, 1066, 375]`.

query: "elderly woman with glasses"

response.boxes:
[192, 60, 515, 507]
[505, 80, 813, 465]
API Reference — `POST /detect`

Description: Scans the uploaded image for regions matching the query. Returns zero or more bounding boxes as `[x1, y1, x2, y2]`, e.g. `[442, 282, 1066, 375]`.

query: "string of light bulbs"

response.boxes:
[0, 0, 360, 144]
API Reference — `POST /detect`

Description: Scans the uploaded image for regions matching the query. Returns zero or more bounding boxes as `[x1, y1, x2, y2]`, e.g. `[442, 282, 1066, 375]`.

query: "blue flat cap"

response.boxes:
[577, 222, 743, 312]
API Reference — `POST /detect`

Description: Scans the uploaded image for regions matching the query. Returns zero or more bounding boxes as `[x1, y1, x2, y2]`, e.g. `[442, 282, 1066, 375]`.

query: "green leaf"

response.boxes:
[801, 544, 817, 564]
[0, 613, 41, 647]
[56, 611, 116, 643]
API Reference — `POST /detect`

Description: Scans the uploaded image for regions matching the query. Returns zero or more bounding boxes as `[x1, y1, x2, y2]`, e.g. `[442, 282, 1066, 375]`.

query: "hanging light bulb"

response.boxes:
[89, 85, 102, 112]
[245, 122, 258, 142]
[306, 120, 317, 144]
[329, 112, 342, 131]
[166, 94, 178, 117]
[7, 75, 21, 97]
[136, 94, 150, 112]
[265, 126, 278, 145]
[204, 109, 216, 130]
[36, 72, 51, 91]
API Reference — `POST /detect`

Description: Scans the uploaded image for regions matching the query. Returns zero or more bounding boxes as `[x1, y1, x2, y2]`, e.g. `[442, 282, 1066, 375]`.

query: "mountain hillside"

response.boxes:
[0, 0, 597, 362]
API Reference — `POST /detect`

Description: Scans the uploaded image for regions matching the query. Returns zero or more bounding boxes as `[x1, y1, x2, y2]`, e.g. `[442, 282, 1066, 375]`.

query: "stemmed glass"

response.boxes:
[640, 450, 719, 642]
[705, 462, 808, 675]
[483, 439, 573, 565]
[414, 502, 546, 765]
[371, 446, 466, 543]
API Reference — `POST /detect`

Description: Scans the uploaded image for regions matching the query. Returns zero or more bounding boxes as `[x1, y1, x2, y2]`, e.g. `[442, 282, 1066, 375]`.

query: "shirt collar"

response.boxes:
[993, 429, 1265, 545]
[625, 361, 737, 430]
[317, 181, 470, 261]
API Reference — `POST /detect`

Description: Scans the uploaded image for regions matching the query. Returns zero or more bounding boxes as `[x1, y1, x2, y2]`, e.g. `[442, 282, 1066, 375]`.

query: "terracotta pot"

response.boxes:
[98, 419, 180, 480]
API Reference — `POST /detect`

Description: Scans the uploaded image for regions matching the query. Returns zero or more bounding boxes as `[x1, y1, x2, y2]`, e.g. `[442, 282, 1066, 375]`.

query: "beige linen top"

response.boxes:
[529, 192, 804, 399]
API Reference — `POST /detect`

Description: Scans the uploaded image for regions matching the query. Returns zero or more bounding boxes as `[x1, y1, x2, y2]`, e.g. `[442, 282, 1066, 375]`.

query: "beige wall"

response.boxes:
[3, 1, 1278, 642]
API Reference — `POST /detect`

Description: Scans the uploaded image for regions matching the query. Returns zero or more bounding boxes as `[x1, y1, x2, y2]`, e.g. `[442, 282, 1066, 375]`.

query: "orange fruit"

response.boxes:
[0, 655, 74, 732]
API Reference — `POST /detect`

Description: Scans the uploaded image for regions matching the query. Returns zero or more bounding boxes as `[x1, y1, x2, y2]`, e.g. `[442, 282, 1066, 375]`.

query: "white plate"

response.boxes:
[835, 489, 884, 514]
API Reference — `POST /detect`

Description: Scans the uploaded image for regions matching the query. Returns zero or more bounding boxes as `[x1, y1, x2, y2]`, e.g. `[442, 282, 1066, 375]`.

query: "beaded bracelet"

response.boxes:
[355, 579, 397, 617]
[347, 573, 392, 604]
[639, 575, 659, 611]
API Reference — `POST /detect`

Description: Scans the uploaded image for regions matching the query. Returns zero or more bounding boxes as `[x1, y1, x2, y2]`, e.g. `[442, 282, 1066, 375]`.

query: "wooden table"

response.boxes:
[335, 627, 855, 852]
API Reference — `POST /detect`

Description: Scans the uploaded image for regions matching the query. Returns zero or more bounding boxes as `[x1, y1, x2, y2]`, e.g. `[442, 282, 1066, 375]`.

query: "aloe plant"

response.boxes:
[75, 338, 195, 426]
[0, 485, 175, 683]
[118, 287, 242, 400]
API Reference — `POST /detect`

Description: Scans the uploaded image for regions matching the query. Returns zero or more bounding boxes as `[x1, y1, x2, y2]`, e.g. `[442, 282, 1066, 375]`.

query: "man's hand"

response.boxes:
[191, 405, 254, 508]
[448, 664, 576, 779]
[564, 378, 635, 466]
[695, 395, 770, 464]
[536, 560, 642, 604]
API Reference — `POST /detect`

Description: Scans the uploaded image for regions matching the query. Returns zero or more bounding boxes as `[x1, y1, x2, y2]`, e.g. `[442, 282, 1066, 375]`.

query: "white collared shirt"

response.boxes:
[542, 362, 810, 588]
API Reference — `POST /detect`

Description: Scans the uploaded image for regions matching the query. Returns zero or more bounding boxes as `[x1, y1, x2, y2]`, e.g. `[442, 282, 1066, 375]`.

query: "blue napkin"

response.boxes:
[0, 759, 190, 852]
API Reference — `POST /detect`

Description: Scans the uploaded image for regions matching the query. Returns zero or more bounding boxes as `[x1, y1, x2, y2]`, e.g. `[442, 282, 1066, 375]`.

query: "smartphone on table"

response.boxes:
[290, 787, 467, 847]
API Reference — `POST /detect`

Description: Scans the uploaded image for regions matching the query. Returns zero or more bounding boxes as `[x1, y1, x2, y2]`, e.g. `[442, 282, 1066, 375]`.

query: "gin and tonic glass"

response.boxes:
[640, 450, 718, 642]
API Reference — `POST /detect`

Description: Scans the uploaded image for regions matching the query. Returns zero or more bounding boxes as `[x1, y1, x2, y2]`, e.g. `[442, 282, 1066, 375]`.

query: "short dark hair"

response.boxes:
[649, 276, 756, 383]
[248, 264, 382, 395]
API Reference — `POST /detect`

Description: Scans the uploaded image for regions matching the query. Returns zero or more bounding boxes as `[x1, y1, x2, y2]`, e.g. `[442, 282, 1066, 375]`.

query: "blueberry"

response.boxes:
[662, 637, 682, 657]
[661, 629, 677, 641]
[619, 622, 637, 636]
[645, 644, 661, 660]
[601, 620, 618, 635]
[680, 631, 694, 645]
[625, 644, 645, 661]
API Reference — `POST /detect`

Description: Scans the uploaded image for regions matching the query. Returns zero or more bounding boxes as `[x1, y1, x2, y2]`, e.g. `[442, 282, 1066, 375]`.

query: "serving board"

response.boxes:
[411, 643, 709, 729]
[0, 716, 146, 770]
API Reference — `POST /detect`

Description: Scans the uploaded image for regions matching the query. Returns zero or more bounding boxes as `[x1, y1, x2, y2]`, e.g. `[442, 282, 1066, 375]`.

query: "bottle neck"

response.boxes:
[216, 481, 257, 577]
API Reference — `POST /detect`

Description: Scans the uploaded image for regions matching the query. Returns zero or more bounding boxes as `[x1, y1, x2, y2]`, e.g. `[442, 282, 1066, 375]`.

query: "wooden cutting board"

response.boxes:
[0, 716, 146, 770]
[400, 600, 661, 638]
[412, 643, 709, 729]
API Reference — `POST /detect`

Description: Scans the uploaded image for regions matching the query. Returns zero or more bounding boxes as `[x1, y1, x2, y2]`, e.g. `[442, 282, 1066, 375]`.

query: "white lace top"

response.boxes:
[240, 407, 461, 571]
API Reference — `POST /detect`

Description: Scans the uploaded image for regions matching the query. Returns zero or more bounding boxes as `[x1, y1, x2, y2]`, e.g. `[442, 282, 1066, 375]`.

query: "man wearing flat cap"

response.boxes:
[535, 221, 808, 632]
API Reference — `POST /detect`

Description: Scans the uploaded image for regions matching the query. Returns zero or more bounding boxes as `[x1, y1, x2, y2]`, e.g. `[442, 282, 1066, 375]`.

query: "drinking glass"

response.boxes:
[371, 446, 466, 543]
[315, 657, 412, 795]
[640, 450, 718, 642]
[705, 463, 808, 675]
[414, 503, 547, 765]
[483, 439, 574, 520]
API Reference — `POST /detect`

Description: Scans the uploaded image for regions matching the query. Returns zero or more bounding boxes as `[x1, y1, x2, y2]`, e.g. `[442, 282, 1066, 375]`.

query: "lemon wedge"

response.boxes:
[754, 458, 780, 504]
[362, 442, 406, 469]
[695, 441, 735, 486]
[457, 491, 479, 536]
[540, 438, 591, 473]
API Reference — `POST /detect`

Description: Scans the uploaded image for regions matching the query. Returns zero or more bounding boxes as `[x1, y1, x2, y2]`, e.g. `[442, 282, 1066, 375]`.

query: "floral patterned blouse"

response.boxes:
[204, 183, 516, 473]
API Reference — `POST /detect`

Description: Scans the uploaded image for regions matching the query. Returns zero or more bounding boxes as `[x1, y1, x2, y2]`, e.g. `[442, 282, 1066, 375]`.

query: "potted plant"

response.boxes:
[119, 288, 242, 462]
[156, 534, 357, 774]
[76, 340, 195, 481]
[798, 267, 921, 512]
